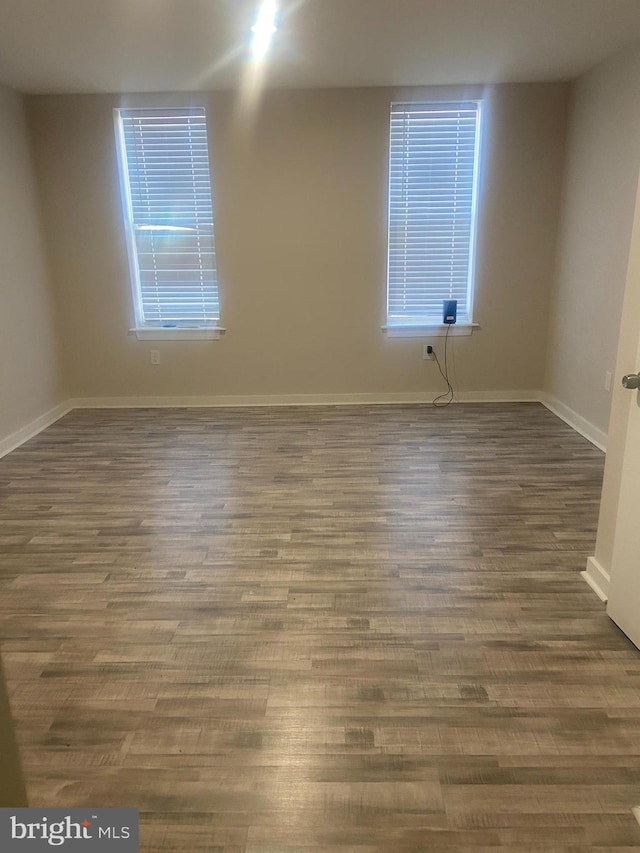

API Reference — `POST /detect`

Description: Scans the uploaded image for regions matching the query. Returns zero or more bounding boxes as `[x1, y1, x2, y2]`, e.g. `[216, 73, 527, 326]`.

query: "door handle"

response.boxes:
[622, 373, 640, 389]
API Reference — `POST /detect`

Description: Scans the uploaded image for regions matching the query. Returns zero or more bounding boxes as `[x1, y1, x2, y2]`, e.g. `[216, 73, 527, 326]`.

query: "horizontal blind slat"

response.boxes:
[386, 100, 481, 324]
[117, 106, 220, 326]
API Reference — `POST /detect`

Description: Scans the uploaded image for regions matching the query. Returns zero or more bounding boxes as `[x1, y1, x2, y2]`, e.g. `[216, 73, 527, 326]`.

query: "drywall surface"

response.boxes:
[29, 83, 568, 399]
[0, 84, 65, 446]
[545, 45, 640, 437]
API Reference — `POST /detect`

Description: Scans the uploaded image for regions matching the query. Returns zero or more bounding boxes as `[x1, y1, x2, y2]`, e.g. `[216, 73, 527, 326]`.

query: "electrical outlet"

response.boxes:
[423, 345, 435, 360]
[605, 371, 613, 392]
[151, 350, 161, 365]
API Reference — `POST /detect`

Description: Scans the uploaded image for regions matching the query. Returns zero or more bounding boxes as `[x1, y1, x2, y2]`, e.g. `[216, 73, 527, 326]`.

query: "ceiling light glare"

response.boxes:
[251, 0, 278, 59]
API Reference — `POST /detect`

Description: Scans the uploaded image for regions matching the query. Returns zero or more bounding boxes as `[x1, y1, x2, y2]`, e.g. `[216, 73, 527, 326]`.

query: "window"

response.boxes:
[386, 100, 482, 329]
[114, 107, 221, 338]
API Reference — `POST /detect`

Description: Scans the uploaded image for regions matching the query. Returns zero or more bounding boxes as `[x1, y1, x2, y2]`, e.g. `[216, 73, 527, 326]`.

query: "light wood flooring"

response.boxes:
[1, 403, 639, 852]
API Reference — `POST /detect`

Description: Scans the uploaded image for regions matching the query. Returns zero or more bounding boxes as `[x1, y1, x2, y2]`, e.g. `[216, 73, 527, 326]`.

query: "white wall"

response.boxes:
[544, 45, 640, 444]
[0, 84, 66, 451]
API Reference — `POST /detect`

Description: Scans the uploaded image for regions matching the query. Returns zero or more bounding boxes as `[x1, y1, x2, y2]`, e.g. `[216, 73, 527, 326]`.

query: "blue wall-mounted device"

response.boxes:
[443, 299, 457, 324]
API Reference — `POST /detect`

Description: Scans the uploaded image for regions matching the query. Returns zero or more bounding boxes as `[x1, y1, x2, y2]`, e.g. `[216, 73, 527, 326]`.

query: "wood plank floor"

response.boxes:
[1, 403, 639, 852]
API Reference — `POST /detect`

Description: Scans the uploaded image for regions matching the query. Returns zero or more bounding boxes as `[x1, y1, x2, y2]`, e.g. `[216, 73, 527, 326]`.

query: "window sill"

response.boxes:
[382, 323, 479, 338]
[131, 327, 225, 341]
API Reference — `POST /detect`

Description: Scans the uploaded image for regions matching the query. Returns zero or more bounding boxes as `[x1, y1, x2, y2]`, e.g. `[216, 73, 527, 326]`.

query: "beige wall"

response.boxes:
[0, 84, 65, 446]
[28, 83, 568, 401]
[592, 48, 640, 576]
[544, 45, 640, 437]
[543, 45, 640, 575]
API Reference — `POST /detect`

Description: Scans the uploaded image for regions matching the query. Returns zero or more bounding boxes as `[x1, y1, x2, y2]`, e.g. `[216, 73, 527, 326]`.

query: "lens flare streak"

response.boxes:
[251, 0, 278, 59]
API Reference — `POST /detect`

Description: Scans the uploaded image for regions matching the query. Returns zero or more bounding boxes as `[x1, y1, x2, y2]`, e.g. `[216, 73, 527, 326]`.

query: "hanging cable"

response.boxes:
[432, 323, 454, 407]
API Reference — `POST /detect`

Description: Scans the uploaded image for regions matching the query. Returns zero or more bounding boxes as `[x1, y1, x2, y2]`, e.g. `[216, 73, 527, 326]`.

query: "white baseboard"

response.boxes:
[0, 392, 604, 461]
[70, 390, 542, 409]
[581, 556, 610, 601]
[541, 394, 607, 452]
[0, 401, 72, 460]
[71, 392, 434, 408]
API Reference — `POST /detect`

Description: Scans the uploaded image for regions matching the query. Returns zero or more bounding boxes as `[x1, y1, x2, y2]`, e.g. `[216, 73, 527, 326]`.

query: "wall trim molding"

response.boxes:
[0, 401, 72, 460]
[541, 394, 607, 452]
[0, 391, 607, 461]
[581, 556, 610, 602]
[69, 390, 542, 409]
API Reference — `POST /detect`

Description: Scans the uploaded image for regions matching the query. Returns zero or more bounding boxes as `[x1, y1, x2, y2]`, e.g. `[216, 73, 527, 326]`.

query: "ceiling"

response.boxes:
[0, 0, 639, 95]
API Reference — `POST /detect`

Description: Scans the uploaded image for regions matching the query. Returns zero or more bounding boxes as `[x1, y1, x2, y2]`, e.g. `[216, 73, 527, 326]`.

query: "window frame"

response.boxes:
[384, 99, 483, 335]
[113, 106, 224, 341]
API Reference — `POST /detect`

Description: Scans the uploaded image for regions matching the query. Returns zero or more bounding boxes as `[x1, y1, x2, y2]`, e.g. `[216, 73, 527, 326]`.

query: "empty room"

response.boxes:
[2, 0, 640, 850]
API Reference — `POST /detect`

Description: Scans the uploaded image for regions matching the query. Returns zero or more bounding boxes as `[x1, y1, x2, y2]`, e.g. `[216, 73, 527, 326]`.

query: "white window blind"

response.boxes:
[115, 108, 220, 328]
[386, 101, 482, 327]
